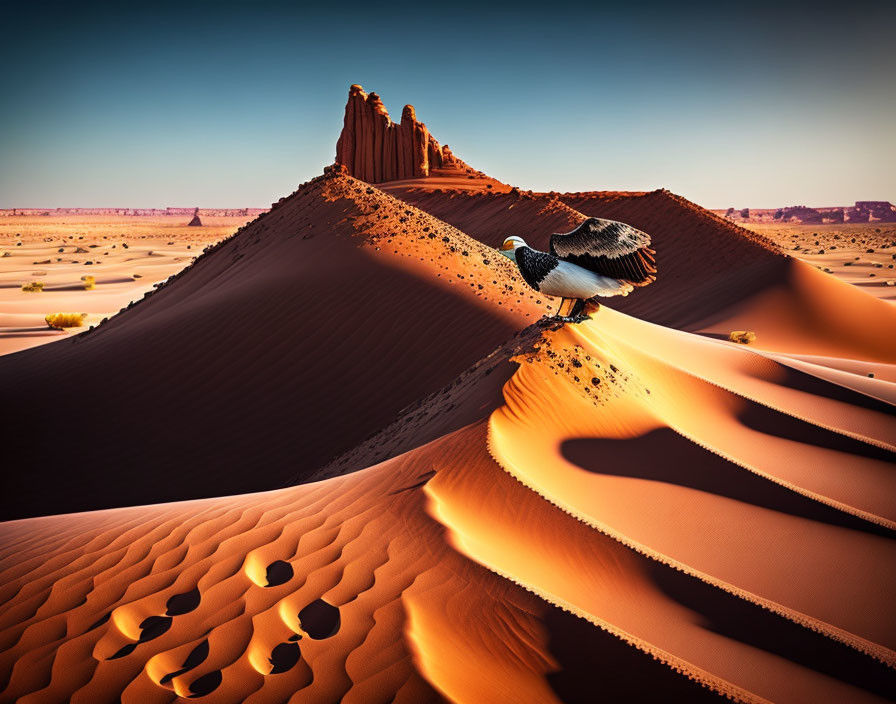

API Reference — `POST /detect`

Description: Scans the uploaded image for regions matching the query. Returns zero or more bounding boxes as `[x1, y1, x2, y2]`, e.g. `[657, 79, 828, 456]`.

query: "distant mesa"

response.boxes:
[334, 84, 504, 189]
[716, 201, 896, 224]
[188, 207, 202, 226]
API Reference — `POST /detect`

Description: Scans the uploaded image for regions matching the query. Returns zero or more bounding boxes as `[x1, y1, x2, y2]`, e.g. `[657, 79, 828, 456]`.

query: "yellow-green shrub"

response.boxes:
[81, 275, 95, 290]
[45, 312, 86, 329]
[22, 281, 44, 292]
[728, 330, 756, 344]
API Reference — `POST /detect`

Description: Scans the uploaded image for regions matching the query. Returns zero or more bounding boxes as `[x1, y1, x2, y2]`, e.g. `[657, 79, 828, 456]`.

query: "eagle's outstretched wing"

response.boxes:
[549, 217, 656, 286]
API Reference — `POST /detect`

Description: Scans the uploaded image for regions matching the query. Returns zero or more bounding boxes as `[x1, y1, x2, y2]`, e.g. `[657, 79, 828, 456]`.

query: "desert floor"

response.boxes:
[0, 215, 251, 356]
[744, 222, 896, 301]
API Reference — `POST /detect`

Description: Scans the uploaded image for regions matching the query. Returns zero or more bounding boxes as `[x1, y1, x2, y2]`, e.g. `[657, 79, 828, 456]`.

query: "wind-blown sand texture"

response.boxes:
[1, 85, 894, 700]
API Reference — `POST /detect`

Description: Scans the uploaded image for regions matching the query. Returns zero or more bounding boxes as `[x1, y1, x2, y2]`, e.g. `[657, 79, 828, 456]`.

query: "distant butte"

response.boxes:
[713, 201, 896, 224]
[334, 84, 508, 191]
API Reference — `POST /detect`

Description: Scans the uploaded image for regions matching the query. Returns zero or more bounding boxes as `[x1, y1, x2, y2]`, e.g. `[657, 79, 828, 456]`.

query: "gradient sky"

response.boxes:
[2, 0, 894, 209]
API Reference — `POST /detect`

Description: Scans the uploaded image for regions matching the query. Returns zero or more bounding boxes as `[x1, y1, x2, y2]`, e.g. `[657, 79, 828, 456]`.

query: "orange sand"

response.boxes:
[1, 171, 894, 702]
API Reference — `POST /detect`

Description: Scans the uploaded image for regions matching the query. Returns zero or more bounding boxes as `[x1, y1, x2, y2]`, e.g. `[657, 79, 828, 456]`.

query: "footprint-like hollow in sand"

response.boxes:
[108, 643, 137, 660]
[264, 560, 294, 587]
[139, 615, 173, 642]
[160, 640, 210, 685]
[188, 670, 222, 698]
[87, 612, 111, 632]
[166, 586, 201, 616]
[269, 642, 302, 674]
[108, 615, 173, 660]
[298, 599, 340, 639]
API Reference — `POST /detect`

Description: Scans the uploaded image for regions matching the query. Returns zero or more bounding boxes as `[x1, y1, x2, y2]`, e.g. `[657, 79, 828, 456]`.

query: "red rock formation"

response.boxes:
[713, 201, 896, 224]
[441, 144, 457, 166]
[335, 84, 477, 183]
[847, 201, 896, 223]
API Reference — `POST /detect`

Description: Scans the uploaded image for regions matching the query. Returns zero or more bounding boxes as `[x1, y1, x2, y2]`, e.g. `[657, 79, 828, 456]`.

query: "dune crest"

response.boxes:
[486, 309, 896, 655]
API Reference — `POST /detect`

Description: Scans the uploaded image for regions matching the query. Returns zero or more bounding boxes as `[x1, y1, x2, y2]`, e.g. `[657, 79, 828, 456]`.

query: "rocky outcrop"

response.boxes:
[715, 201, 896, 224]
[774, 206, 826, 224]
[847, 201, 896, 223]
[334, 84, 475, 183]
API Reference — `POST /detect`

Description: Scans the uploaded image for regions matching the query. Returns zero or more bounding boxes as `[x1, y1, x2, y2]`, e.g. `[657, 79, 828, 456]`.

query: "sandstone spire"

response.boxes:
[334, 84, 479, 183]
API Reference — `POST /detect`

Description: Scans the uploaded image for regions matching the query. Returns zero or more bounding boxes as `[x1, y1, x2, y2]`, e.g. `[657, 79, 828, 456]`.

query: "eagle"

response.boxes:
[499, 217, 656, 319]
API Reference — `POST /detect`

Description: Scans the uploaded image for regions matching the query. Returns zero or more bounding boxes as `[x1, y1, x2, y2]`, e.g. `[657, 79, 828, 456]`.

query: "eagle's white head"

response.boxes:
[499, 236, 526, 260]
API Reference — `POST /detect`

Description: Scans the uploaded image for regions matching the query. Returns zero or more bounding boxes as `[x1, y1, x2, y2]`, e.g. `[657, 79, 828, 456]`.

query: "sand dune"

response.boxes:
[557, 190, 784, 328]
[695, 257, 896, 362]
[489, 311, 896, 660]
[2, 305, 893, 702]
[0, 170, 557, 520]
[385, 188, 585, 249]
[391, 186, 896, 360]
[2, 87, 894, 701]
[389, 187, 790, 331]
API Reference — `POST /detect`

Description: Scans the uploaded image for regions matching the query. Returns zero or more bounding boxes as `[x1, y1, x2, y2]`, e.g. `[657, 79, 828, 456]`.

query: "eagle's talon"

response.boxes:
[554, 313, 591, 324]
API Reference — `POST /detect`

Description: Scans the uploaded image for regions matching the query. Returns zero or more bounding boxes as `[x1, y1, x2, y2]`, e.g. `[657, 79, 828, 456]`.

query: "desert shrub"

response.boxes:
[22, 281, 44, 292]
[45, 312, 86, 329]
[728, 330, 756, 345]
[81, 275, 95, 290]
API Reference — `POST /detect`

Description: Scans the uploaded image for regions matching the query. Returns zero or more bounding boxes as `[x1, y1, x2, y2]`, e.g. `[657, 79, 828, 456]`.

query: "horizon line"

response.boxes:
[3, 198, 893, 212]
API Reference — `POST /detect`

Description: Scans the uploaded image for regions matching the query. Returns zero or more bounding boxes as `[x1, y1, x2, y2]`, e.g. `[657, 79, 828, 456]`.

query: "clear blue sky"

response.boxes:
[2, 0, 893, 209]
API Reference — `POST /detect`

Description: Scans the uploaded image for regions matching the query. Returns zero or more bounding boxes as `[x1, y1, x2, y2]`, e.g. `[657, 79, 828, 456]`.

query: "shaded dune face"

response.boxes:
[386, 188, 587, 250]
[0, 173, 552, 520]
[390, 188, 786, 325]
[388, 187, 790, 331]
